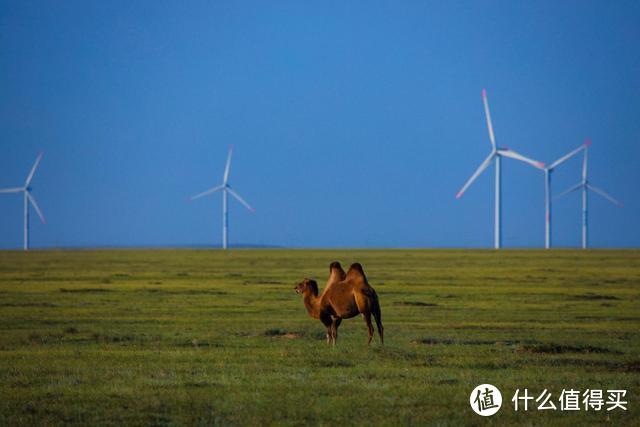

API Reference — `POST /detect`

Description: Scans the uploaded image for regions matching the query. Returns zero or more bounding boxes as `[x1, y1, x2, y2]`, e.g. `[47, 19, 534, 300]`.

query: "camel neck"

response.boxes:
[303, 293, 321, 319]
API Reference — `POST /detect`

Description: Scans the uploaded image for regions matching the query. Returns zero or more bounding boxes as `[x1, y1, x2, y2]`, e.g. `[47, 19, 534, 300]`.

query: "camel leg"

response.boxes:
[331, 318, 342, 345]
[363, 312, 374, 344]
[373, 308, 384, 345]
[321, 314, 332, 345]
[354, 293, 374, 344]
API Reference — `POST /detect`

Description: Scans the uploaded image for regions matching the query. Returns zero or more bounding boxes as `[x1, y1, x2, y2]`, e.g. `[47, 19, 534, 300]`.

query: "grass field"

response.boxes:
[0, 249, 638, 425]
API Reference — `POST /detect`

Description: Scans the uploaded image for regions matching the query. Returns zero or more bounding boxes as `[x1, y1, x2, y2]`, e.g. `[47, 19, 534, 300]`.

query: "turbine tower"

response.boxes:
[540, 140, 591, 249]
[556, 141, 622, 249]
[0, 152, 46, 251]
[456, 90, 544, 249]
[189, 146, 255, 250]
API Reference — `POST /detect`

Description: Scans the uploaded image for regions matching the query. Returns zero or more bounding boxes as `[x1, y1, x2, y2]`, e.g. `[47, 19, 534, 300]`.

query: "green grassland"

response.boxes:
[0, 249, 638, 425]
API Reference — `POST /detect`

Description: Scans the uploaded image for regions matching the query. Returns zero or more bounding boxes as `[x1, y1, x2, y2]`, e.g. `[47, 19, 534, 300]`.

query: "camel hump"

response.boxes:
[329, 261, 343, 272]
[348, 263, 364, 274]
[347, 262, 367, 280]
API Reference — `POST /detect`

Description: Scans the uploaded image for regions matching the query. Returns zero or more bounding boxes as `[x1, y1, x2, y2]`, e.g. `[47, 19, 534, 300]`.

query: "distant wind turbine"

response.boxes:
[0, 152, 46, 251]
[189, 146, 255, 250]
[539, 140, 591, 249]
[456, 90, 544, 249]
[555, 141, 622, 249]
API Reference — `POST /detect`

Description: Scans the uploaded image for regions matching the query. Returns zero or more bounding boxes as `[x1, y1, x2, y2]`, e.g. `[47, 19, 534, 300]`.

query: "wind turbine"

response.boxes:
[0, 152, 46, 251]
[189, 146, 255, 250]
[540, 140, 591, 249]
[456, 89, 544, 249]
[555, 141, 622, 249]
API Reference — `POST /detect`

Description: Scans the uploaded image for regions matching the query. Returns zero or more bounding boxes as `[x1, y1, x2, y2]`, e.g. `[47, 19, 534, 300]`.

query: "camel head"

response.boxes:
[294, 278, 318, 296]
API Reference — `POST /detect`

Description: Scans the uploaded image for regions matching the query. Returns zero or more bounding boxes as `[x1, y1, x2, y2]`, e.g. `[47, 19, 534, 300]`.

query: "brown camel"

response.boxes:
[294, 261, 345, 344]
[294, 262, 383, 345]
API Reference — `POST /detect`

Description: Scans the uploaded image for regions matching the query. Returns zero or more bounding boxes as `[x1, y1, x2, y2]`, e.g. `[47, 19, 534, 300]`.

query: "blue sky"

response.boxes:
[1, 1, 638, 248]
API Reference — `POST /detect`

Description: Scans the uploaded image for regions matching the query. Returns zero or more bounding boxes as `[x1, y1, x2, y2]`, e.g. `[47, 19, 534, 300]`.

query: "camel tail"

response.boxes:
[371, 291, 384, 344]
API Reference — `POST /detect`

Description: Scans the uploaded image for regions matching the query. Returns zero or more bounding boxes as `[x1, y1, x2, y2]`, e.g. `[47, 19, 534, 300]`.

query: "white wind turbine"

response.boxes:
[189, 146, 255, 250]
[540, 140, 591, 249]
[0, 152, 46, 251]
[456, 89, 545, 249]
[555, 141, 622, 249]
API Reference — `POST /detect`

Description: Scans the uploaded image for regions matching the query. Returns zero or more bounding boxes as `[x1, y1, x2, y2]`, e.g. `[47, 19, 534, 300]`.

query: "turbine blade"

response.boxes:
[227, 187, 255, 213]
[223, 145, 233, 184]
[582, 141, 589, 181]
[498, 149, 545, 169]
[0, 187, 24, 193]
[25, 152, 44, 187]
[27, 193, 46, 224]
[588, 184, 622, 207]
[554, 183, 583, 200]
[548, 143, 588, 170]
[189, 184, 224, 201]
[482, 89, 496, 150]
[456, 152, 495, 199]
